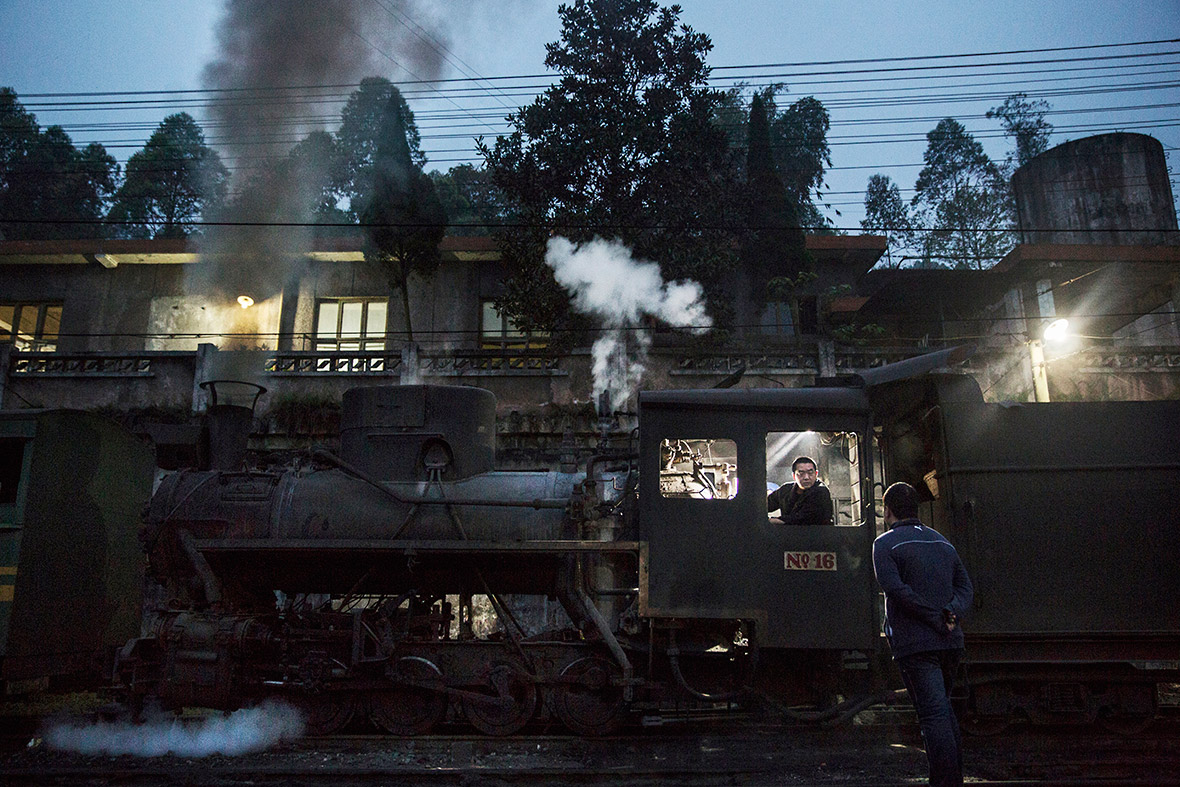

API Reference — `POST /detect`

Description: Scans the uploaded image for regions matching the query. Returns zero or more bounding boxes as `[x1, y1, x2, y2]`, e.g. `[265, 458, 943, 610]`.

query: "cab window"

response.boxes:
[766, 431, 864, 526]
[658, 438, 738, 500]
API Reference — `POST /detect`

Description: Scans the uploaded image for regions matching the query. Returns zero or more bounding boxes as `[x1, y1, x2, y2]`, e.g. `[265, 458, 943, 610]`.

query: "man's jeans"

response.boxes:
[897, 649, 963, 787]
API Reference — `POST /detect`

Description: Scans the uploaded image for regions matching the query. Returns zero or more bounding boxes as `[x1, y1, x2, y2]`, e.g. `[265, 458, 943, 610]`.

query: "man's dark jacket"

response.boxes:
[767, 481, 833, 526]
[872, 518, 974, 659]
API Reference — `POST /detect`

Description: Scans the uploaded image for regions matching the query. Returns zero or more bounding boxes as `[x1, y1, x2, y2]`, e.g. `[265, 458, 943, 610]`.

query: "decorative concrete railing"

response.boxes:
[1073, 346, 1180, 372]
[9, 353, 156, 377]
[265, 350, 564, 376]
[671, 350, 819, 375]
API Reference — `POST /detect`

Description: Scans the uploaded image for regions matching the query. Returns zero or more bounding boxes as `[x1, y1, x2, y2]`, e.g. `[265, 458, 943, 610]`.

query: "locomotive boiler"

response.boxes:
[120, 383, 646, 736]
[118, 353, 1180, 736]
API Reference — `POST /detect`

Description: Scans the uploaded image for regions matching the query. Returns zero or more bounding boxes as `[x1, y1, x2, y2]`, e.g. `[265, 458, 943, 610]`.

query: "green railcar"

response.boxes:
[0, 410, 155, 692]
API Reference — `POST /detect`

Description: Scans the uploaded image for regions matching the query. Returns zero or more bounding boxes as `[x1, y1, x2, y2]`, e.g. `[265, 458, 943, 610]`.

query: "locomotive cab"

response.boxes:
[638, 387, 879, 652]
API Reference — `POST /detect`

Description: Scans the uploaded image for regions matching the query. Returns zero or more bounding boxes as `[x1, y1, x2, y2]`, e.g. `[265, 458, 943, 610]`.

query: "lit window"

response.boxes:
[0, 303, 62, 352]
[314, 299, 387, 351]
[658, 438, 739, 500]
[766, 431, 863, 526]
[480, 300, 547, 350]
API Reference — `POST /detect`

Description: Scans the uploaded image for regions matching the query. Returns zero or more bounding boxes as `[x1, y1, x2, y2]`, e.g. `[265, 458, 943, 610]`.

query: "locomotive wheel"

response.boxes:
[550, 656, 627, 736]
[461, 657, 538, 736]
[287, 691, 358, 736]
[370, 657, 448, 736]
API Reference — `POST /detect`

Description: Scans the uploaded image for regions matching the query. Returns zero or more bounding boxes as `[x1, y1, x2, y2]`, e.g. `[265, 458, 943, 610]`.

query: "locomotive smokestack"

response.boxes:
[201, 380, 265, 471]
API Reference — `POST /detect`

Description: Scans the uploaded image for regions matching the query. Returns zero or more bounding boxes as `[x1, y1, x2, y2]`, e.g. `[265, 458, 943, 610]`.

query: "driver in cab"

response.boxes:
[768, 456, 833, 526]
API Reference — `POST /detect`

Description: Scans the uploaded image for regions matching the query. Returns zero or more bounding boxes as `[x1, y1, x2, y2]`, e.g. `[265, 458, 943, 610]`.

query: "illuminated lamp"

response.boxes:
[1043, 318, 1070, 344]
[237, 295, 255, 309]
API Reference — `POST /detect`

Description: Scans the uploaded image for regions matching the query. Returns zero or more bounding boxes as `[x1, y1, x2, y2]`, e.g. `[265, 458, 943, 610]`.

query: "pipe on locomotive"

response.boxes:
[311, 448, 569, 510]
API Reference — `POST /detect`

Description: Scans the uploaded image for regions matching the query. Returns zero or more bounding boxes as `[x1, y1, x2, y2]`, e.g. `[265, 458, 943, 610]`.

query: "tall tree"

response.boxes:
[0, 88, 118, 240]
[987, 92, 1054, 169]
[361, 96, 447, 342]
[861, 174, 915, 268]
[742, 93, 808, 326]
[338, 78, 424, 216]
[106, 113, 228, 239]
[481, 0, 739, 333]
[912, 118, 1013, 269]
[713, 86, 835, 231]
[770, 95, 833, 230]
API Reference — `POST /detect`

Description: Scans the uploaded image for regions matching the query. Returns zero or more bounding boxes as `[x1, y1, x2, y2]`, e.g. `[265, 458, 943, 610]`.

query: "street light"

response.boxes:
[1028, 338, 1050, 403]
[1043, 318, 1070, 344]
[1028, 318, 1074, 403]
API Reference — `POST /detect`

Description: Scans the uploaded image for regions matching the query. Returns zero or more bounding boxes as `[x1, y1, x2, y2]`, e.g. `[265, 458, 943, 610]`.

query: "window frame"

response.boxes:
[657, 437, 740, 501]
[313, 298, 388, 352]
[0, 302, 63, 352]
[479, 299, 548, 350]
[765, 429, 865, 527]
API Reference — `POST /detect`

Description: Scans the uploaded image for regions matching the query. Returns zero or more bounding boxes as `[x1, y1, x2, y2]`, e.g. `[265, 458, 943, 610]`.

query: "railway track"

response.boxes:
[3, 711, 1180, 786]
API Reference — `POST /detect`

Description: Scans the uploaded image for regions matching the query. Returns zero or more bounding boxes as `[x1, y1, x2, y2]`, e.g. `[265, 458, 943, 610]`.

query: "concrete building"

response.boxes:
[2, 132, 1177, 458]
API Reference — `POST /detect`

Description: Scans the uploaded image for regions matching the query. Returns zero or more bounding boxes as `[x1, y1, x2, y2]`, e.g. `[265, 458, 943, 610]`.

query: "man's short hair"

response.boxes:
[883, 482, 920, 519]
[792, 456, 817, 472]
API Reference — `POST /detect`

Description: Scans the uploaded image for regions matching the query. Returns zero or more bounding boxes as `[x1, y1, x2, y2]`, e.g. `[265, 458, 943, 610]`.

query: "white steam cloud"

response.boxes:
[45, 700, 305, 758]
[545, 237, 711, 410]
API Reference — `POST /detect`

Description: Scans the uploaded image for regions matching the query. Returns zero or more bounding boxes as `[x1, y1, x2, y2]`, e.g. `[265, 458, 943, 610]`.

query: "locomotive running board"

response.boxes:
[196, 539, 644, 553]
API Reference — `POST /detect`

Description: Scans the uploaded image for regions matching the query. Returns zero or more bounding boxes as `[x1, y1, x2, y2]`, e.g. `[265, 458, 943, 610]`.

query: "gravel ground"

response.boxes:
[3, 702, 1179, 785]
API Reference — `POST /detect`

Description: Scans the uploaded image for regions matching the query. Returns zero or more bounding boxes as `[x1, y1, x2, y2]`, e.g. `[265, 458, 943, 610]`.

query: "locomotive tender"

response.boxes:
[117, 352, 1180, 735]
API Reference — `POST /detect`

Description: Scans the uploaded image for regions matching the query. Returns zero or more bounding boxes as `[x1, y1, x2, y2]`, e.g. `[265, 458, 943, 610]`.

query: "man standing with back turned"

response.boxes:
[873, 482, 974, 787]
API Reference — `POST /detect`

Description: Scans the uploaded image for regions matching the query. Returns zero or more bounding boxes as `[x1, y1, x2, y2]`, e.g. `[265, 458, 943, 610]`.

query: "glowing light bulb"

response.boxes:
[237, 295, 255, 310]
[1043, 318, 1069, 344]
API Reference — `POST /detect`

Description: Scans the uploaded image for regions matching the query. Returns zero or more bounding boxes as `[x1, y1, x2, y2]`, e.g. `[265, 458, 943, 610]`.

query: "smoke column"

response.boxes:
[45, 700, 304, 757]
[195, 0, 452, 309]
[545, 237, 711, 410]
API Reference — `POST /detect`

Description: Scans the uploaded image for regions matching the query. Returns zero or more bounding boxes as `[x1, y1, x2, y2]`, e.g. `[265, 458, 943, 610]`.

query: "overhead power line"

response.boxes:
[5, 216, 1178, 238]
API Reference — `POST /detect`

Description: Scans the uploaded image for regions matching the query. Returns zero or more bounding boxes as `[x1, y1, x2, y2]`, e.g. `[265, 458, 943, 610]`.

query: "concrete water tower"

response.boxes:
[1011, 132, 1178, 245]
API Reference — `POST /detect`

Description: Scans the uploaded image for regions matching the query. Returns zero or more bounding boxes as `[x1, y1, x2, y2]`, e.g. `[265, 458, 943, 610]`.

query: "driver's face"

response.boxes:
[793, 463, 818, 489]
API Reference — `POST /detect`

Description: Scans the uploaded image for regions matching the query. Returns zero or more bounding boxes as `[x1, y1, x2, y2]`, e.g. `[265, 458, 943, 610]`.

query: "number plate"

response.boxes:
[784, 551, 837, 571]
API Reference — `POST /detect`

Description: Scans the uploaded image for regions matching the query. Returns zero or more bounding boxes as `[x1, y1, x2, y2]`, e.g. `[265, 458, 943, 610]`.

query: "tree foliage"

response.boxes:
[743, 93, 809, 311]
[429, 164, 503, 236]
[481, 0, 740, 333]
[339, 77, 424, 216]
[287, 130, 351, 226]
[987, 92, 1053, 169]
[770, 95, 833, 229]
[714, 85, 833, 229]
[912, 118, 1013, 269]
[861, 174, 914, 268]
[106, 113, 228, 239]
[0, 88, 118, 240]
[361, 96, 447, 342]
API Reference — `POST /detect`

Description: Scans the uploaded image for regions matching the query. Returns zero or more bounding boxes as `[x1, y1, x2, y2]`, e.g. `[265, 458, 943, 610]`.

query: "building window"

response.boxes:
[760, 298, 818, 336]
[760, 302, 794, 336]
[315, 299, 388, 351]
[480, 300, 547, 350]
[0, 303, 62, 352]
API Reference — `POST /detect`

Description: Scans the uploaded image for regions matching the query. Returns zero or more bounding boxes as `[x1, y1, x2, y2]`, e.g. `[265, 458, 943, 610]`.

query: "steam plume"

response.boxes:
[545, 237, 711, 410]
[45, 700, 304, 757]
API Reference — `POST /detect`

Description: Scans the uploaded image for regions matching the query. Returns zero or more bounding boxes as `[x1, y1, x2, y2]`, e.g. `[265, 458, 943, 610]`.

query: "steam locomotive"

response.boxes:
[116, 350, 1180, 736]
